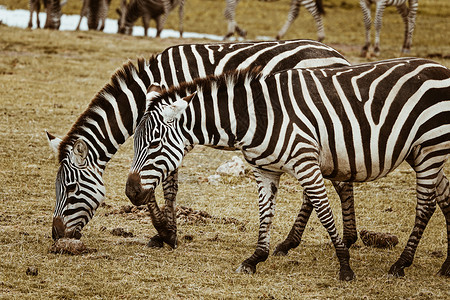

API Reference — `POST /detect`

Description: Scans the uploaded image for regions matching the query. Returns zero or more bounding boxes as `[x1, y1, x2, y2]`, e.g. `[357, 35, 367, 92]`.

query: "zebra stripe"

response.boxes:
[117, 0, 184, 37]
[360, 0, 419, 56]
[224, 0, 325, 41]
[50, 40, 354, 252]
[76, 0, 111, 31]
[129, 57, 450, 279]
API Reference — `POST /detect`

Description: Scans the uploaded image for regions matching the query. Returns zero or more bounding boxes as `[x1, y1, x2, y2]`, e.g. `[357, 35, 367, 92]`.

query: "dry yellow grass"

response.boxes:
[1, 1, 450, 298]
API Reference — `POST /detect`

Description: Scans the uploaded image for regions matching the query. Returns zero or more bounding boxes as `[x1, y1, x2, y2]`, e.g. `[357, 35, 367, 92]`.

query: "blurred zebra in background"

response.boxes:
[28, 0, 66, 29]
[127, 57, 450, 280]
[360, 0, 419, 56]
[75, 0, 112, 31]
[224, 0, 325, 41]
[116, 0, 184, 37]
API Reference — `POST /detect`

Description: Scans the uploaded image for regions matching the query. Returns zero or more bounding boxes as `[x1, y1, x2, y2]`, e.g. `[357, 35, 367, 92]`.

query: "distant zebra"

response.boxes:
[75, 0, 112, 31]
[360, 0, 419, 56]
[127, 58, 450, 279]
[116, 0, 184, 37]
[224, 0, 325, 41]
[28, 0, 66, 29]
[46, 40, 355, 250]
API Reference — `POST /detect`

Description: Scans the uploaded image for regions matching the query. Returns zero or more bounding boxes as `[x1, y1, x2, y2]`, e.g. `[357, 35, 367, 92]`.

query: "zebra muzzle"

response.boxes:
[52, 216, 82, 240]
[126, 172, 150, 206]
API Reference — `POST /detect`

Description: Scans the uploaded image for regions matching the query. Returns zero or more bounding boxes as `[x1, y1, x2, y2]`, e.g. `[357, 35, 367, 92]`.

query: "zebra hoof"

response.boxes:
[388, 263, 406, 277]
[147, 235, 164, 248]
[339, 267, 355, 281]
[235, 263, 256, 274]
[272, 248, 289, 256]
[438, 260, 450, 276]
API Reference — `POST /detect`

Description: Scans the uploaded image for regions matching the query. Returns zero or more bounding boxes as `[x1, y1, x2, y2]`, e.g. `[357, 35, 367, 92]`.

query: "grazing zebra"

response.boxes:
[28, 0, 66, 29]
[127, 58, 450, 280]
[46, 40, 354, 249]
[116, 0, 184, 37]
[360, 0, 419, 56]
[76, 0, 112, 31]
[224, 0, 325, 41]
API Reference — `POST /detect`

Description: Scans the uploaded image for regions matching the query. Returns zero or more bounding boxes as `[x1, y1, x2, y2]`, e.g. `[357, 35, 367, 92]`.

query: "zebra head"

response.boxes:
[125, 89, 194, 206]
[46, 131, 106, 240]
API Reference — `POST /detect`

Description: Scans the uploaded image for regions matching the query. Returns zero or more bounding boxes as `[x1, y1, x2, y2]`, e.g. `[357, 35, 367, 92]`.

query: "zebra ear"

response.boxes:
[45, 130, 62, 153]
[71, 139, 88, 166]
[161, 94, 194, 123]
[146, 84, 164, 110]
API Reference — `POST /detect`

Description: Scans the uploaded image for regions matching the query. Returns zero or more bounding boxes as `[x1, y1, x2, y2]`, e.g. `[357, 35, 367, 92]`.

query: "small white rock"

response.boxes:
[216, 156, 245, 176]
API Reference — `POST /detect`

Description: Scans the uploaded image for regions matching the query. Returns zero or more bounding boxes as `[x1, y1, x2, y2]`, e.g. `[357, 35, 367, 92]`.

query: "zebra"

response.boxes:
[46, 39, 355, 250]
[75, 0, 112, 31]
[360, 0, 419, 57]
[224, 0, 325, 41]
[127, 58, 450, 280]
[116, 0, 184, 37]
[28, 0, 66, 29]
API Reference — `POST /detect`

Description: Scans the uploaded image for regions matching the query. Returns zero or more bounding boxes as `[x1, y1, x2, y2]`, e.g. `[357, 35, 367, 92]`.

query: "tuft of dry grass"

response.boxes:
[1, 1, 450, 298]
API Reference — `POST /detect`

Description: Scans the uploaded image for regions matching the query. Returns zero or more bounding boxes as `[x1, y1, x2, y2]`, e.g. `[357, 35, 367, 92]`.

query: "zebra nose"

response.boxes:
[52, 216, 66, 240]
[126, 172, 149, 206]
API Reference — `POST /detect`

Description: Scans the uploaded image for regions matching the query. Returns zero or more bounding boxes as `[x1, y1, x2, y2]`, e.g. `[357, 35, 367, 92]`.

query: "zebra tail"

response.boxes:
[316, 0, 325, 16]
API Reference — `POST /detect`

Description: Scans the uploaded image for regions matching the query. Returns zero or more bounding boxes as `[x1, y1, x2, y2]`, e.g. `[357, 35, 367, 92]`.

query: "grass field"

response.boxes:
[1, 0, 450, 299]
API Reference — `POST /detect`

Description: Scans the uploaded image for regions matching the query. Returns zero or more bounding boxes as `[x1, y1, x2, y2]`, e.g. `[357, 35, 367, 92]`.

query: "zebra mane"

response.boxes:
[147, 66, 264, 111]
[58, 57, 148, 162]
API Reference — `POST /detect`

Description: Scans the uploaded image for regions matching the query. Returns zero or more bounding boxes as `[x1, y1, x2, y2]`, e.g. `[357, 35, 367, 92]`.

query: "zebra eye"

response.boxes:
[148, 140, 160, 149]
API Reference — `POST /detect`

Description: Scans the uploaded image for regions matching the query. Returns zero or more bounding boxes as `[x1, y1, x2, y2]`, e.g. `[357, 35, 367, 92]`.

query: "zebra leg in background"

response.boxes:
[28, 0, 39, 28]
[359, 0, 372, 57]
[372, 1, 387, 56]
[143, 15, 150, 37]
[388, 159, 441, 277]
[178, 0, 185, 37]
[305, 0, 325, 42]
[273, 181, 357, 256]
[296, 163, 354, 281]
[436, 172, 450, 276]
[236, 169, 281, 274]
[147, 170, 179, 249]
[273, 190, 313, 256]
[223, 0, 246, 40]
[402, 0, 418, 53]
[276, 0, 301, 40]
[76, 0, 88, 31]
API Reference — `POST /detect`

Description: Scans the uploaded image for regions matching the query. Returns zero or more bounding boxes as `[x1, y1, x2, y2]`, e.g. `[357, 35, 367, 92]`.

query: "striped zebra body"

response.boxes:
[116, 0, 184, 37]
[76, 0, 112, 31]
[128, 58, 450, 279]
[48, 40, 353, 248]
[224, 0, 325, 41]
[360, 0, 418, 56]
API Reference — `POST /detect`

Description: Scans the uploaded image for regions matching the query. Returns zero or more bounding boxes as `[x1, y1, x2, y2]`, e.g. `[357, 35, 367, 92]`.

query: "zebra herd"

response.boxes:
[46, 39, 450, 280]
[28, 0, 420, 56]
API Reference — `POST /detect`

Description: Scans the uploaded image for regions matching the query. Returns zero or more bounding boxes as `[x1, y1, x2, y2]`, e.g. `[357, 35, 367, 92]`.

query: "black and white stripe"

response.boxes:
[360, 0, 419, 56]
[49, 40, 352, 244]
[224, 0, 325, 41]
[76, 0, 111, 31]
[129, 57, 450, 279]
[116, 0, 184, 37]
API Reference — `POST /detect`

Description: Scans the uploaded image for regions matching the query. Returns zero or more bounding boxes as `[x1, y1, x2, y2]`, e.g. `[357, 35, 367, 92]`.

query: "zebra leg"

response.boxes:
[373, 1, 387, 56]
[402, 0, 418, 53]
[333, 181, 357, 248]
[388, 159, 440, 277]
[275, 0, 300, 40]
[359, 0, 372, 57]
[273, 190, 313, 256]
[296, 164, 354, 281]
[273, 181, 356, 256]
[236, 169, 281, 274]
[143, 16, 150, 37]
[305, 0, 325, 42]
[396, 3, 409, 53]
[223, 0, 246, 40]
[147, 170, 179, 249]
[178, 0, 185, 37]
[436, 172, 450, 276]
